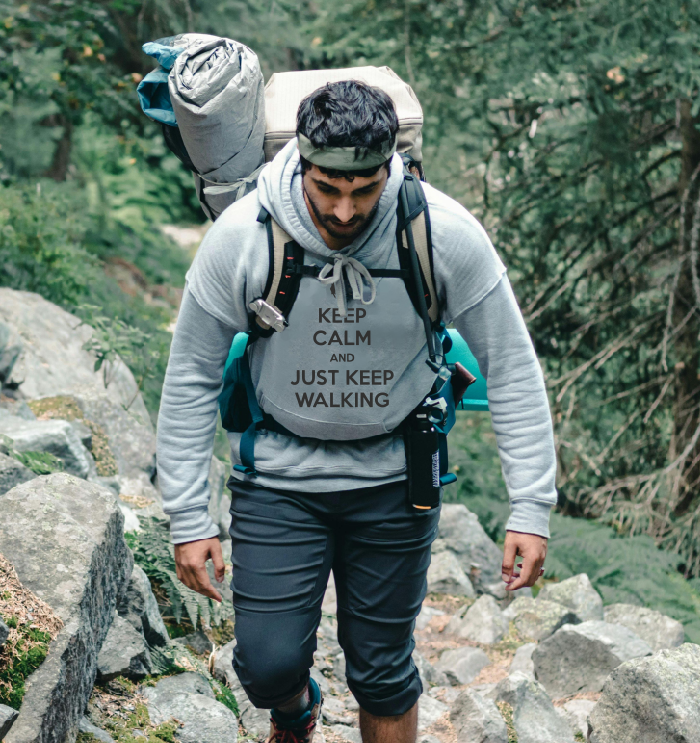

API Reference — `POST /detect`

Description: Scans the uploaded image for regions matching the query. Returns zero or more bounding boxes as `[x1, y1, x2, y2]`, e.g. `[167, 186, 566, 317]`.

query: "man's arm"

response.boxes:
[450, 273, 556, 590]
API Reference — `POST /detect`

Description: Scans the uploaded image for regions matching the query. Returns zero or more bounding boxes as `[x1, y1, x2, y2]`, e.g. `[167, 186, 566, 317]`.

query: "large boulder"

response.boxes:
[427, 549, 476, 597]
[503, 596, 580, 642]
[536, 574, 604, 622]
[508, 643, 536, 680]
[603, 603, 685, 652]
[0, 416, 96, 479]
[413, 650, 449, 688]
[436, 505, 504, 590]
[445, 595, 509, 643]
[489, 672, 576, 743]
[0, 321, 22, 386]
[417, 693, 449, 732]
[0, 451, 36, 495]
[532, 620, 653, 697]
[449, 688, 508, 743]
[0, 289, 150, 424]
[116, 563, 170, 648]
[434, 646, 490, 685]
[0, 705, 19, 738]
[588, 643, 700, 742]
[556, 699, 597, 738]
[0, 474, 133, 743]
[96, 615, 153, 682]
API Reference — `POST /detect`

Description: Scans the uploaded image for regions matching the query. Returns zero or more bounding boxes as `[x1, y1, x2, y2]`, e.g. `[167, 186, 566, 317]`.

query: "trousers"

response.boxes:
[226, 476, 441, 717]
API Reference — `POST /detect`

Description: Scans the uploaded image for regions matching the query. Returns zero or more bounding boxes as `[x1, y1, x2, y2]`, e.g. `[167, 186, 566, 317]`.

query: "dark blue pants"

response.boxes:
[226, 477, 441, 717]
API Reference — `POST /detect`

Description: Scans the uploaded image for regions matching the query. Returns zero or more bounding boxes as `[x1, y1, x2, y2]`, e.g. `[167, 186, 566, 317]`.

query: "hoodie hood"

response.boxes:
[257, 137, 405, 263]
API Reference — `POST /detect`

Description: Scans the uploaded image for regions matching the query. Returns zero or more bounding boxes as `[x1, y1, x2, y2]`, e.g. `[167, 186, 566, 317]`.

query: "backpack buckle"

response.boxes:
[249, 299, 288, 333]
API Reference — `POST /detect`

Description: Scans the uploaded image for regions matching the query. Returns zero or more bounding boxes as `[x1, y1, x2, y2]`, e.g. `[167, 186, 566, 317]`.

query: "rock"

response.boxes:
[0, 616, 8, 646]
[0, 288, 150, 424]
[0, 451, 36, 495]
[436, 504, 504, 590]
[207, 456, 231, 538]
[536, 574, 604, 622]
[415, 605, 445, 631]
[532, 620, 653, 697]
[96, 614, 153, 681]
[322, 571, 337, 615]
[174, 630, 214, 656]
[78, 716, 115, 742]
[417, 736, 442, 743]
[427, 550, 476, 597]
[321, 696, 354, 726]
[0, 473, 133, 743]
[69, 419, 93, 451]
[508, 642, 536, 679]
[587, 642, 700, 743]
[118, 501, 141, 533]
[449, 687, 508, 743]
[0, 400, 35, 421]
[556, 699, 597, 737]
[0, 704, 19, 738]
[505, 596, 580, 641]
[417, 693, 449, 732]
[445, 595, 509, 643]
[117, 564, 170, 648]
[0, 416, 96, 479]
[328, 724, 361, 743]
[0, 321, 22, 385]
[143, 672, 238, 743]
[413, 650, 449, 687]
[603, 603, 685, 652]
[212, 639, 270, 740]
[491, 672, 575, 743]
[435, 646, 491, 685]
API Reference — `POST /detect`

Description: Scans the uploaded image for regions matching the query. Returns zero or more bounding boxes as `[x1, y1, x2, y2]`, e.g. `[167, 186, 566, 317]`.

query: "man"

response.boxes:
[156, 80, 555, 743]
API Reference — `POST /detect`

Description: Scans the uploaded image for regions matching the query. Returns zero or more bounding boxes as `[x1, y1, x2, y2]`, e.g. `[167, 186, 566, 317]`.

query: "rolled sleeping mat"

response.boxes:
[169, 35, 266, 221]
[223, 328, 489, 411]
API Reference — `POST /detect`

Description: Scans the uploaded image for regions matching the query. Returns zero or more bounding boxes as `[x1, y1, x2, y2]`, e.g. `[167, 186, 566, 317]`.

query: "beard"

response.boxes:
[303, 184, 381, 242]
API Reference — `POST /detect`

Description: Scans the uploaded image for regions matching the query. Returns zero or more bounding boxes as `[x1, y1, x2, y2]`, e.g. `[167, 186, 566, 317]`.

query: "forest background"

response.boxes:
[2, 0, 700, 641]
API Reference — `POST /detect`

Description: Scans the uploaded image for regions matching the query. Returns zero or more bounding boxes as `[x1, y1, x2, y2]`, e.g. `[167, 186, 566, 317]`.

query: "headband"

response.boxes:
[297, 133, 397, 171]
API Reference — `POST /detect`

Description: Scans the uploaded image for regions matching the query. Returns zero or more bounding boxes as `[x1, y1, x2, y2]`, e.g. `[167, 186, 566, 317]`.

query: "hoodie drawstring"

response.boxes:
[317, 254, 377, 317]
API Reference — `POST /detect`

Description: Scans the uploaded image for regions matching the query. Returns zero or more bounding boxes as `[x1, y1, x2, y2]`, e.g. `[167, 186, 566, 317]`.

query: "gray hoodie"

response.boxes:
[156, 139, 559, 543]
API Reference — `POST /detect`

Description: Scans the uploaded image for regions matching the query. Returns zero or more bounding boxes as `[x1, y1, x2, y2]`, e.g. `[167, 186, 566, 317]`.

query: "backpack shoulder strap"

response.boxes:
[396, 174, 439, 325]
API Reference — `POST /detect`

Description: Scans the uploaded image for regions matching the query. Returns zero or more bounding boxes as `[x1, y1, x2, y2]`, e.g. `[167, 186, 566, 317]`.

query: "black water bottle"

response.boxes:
[405, 417, 441, 510]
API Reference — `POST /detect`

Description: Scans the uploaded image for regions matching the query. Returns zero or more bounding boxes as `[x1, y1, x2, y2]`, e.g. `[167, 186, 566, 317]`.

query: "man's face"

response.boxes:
[302, 163, 389, 245]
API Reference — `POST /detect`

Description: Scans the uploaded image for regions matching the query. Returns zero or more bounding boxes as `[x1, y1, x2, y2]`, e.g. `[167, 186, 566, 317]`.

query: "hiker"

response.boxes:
[156, 80, 556, 743]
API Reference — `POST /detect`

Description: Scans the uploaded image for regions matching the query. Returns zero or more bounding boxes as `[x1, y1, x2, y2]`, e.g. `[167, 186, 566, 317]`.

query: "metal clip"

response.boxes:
[249, 299, 288, 333]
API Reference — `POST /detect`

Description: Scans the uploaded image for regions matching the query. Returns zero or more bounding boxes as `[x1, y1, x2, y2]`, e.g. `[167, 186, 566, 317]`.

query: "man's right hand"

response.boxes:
[174, 537, 226, 603]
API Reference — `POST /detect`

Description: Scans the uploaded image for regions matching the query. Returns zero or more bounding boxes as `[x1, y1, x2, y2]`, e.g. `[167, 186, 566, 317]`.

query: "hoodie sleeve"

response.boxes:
[156, 282, 238, 544]
[451, 273, 558, 538]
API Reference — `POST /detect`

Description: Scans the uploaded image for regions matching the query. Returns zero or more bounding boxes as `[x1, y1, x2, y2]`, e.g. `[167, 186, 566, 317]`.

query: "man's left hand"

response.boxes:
[502, 529, 548, 591]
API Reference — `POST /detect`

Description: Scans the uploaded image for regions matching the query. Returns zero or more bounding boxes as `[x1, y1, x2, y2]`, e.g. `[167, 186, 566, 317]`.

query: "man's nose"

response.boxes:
[333, 198, 355, 223]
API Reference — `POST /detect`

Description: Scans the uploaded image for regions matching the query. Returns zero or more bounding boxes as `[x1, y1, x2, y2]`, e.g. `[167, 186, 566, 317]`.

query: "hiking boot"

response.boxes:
[267, 678, 323, 743]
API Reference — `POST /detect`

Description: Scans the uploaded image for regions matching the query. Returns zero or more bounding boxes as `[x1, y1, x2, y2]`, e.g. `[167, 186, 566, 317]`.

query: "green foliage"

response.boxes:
[12, 450, 64, 476]
[125, 517, 234, 631]
[212, 678, 240, 716]
[0, 619, 52, 709]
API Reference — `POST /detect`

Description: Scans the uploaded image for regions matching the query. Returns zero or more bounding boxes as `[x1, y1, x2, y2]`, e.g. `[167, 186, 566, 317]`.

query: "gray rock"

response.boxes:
[417, 736, 442, 743]
[417, 693, 449, 732]
[96, 614, 153, 681]
[143, 673, 238, 743]
[117, 501, 141, 533]
[505, 596, 580, 641]
[509, 642, 536, 680]
[78, 716, 115, 742]
[435, 646, 491, 685]
[536, 574, 604, 622]
[328, 724, 361, 743]
[207, 456, 231, 538]
[491, 671, 575, 743]
[0, 416, 96, 479]
[603, 602, 685, 652]
[532, 620, 653, 697]
[588, 642, 700, 743]
[0, 400, 35, 421]
[413, 649, 449, 687]
[69, 420, 93, 451]
[321, 696, 354, 726]
[0, 473, 133, 743]
[174, 630, 214, 656]
[415, 605, 445, 632]
[0, 320, 22, 384]
[556, 699, 597, 737]
[449, 687, 508, 743]
[117, 564, 170, 648]
[427, 550, 476, 597]
[0, 451, 36, 495]
[0, 288, 150, 425]
[0, 704, 19, 738]
[0, 616, 8, 647]
[445, 595, 509, 643]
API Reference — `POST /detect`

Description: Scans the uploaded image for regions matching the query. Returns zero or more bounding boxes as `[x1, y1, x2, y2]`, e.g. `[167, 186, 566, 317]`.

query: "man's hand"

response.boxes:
[174, 537, 226, 603]
[502, 530, 547, 591]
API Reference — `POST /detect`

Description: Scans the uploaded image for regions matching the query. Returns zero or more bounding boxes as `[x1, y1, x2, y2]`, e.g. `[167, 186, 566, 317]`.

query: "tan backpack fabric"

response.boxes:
[263, 66, 424, 164]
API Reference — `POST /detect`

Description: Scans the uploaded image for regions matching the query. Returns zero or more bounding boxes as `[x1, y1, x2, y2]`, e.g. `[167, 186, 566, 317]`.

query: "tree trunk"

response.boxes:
[43, 115, 73, 182]
[670, 99, 700, 518]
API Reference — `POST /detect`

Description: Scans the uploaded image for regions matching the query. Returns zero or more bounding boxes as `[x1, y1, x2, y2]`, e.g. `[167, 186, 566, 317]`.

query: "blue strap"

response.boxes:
[235, 350, 264, 476]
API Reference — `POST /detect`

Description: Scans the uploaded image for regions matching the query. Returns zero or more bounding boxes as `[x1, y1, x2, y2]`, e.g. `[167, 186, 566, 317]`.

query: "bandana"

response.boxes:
[297, 133, 397, 171]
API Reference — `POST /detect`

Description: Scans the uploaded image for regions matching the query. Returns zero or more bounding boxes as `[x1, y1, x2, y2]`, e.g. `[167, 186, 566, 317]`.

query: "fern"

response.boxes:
[125, 517, 233, 631]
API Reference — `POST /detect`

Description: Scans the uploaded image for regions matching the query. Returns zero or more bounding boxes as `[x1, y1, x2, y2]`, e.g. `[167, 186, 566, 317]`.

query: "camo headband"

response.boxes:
[297, 133, 397, 171]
